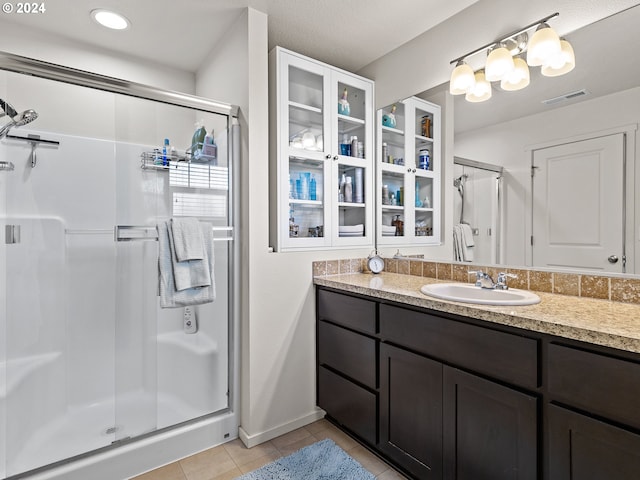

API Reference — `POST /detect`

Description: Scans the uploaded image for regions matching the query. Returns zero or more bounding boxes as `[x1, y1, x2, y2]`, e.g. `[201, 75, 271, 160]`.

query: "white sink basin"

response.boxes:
[420, 283, 541, 306]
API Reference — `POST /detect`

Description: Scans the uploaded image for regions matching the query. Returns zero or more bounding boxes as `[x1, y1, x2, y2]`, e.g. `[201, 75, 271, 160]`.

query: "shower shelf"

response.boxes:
[140, 151, 217, 170]
[0, 160, 15, 171]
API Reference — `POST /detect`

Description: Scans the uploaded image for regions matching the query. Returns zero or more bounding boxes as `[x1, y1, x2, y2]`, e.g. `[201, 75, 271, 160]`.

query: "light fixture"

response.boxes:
[526, 22, 561, 66]
[541, 39, 575, 77]
[465, 71, 492, 103]
[500, 57, 530, 91]
[91, 9, 130, 30]
[485, 44, 515, 82]
[449, 61, 476, 95]
[448, 13, 575, 103]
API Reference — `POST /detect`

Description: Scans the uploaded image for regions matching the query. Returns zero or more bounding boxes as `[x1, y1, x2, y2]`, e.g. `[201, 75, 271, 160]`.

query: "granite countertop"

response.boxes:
[314, 272, 640, 354]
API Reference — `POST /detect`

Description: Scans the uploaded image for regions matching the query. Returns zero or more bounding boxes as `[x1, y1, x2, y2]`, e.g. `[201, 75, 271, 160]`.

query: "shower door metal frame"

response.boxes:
[0, 48, 242, 461]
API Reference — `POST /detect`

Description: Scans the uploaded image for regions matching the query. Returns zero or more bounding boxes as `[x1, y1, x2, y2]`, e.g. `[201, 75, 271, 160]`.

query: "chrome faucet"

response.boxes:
[469, 270, 496, 289]
[469, 271, 518, 290]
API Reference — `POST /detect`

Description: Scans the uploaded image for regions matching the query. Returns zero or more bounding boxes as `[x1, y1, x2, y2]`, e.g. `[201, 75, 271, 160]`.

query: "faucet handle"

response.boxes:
[496, 272, 517, 289]
[468, 270, 485, 287]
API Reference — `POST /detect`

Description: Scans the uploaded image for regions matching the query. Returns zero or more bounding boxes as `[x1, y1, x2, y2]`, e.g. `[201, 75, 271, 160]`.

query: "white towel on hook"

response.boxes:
[171, 217, 205, 261]
[460, 223, 475, 247]
[454, 224, 474, 262]
[157, 220, 216, 308]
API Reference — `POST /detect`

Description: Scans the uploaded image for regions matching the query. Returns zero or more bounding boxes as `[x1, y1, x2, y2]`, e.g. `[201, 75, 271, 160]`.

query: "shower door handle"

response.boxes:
[5, 224, 21, 244]
[608, 255, 619, 264]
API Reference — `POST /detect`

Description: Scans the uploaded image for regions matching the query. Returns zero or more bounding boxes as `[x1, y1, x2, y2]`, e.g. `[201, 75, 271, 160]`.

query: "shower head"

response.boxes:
[0, 108, 39, 139]
[0, 98, 18, 120]
[14, 109, 38, 126]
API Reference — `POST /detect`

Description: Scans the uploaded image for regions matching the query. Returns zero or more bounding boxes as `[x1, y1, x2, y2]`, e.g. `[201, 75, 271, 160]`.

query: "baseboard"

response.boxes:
[239, 408, 325, 448]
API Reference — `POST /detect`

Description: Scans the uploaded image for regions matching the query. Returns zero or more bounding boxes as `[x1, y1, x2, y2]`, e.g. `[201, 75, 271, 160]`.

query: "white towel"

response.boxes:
[460, 223, 475, 247]
[168, 221, 211, 291]
[171, 217, 204, 261]
[158, 221, 216, 308]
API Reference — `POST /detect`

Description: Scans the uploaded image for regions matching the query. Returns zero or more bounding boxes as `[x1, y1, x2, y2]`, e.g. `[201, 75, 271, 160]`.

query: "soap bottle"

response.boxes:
[344, 176, 353, 203]
[309, 174, 317, 201]
[338, 88, 350, 116]
[339, 173, 346, 202]
[191, 121, 207, 157]
[350, 136, 358, 158]
[162, 138, 171, 166]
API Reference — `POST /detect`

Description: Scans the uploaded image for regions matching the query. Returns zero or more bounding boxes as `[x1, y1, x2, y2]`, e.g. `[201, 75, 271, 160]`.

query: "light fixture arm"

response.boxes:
[449, 12, 559, 65]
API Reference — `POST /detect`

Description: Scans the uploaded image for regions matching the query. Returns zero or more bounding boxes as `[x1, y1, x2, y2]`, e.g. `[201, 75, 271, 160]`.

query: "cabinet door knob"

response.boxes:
[333, 155, 339, 161]
[407, 168, 412, 173]
[325, 154, 332, 159]
[412, 168, 417, 173]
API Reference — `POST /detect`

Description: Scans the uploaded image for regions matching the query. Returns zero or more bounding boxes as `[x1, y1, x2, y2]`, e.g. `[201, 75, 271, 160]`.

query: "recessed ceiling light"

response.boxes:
[91, 9, 130, 30]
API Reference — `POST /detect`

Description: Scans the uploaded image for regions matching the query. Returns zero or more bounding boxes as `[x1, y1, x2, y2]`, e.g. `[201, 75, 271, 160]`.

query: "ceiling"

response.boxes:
[0, 0, 477, 73]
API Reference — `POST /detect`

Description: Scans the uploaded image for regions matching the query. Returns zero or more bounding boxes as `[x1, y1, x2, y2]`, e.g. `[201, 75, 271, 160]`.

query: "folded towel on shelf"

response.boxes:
[171, 217, 205, 261]
[158, 220, 216, 308]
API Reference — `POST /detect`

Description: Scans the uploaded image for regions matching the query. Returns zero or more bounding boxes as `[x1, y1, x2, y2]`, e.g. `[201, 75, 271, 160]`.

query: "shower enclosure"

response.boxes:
[0, 53, 239, 479]
[453, 157, 503, 265]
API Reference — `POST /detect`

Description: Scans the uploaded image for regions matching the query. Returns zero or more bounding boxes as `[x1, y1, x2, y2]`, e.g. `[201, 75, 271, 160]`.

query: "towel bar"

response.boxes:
[114, 225, 233, 243]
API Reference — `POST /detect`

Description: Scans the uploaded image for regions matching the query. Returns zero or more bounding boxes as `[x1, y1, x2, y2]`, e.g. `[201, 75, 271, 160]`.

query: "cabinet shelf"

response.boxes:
[290, 199, 323, 207]
[338, 114, 365, 126]
[289, 100, 322, 114]
[338, 202, 366, 208]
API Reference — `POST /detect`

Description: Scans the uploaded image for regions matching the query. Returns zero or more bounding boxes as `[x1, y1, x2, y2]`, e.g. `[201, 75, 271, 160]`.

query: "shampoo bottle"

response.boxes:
[191, 121, 207, 158]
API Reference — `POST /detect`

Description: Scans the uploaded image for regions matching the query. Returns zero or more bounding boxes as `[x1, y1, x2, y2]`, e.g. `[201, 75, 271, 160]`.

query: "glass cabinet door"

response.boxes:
[377, 97, 441, 245]
[281, 54, 331, 248]
[378, 102, 408, 239]
[332, 71, 373, 246]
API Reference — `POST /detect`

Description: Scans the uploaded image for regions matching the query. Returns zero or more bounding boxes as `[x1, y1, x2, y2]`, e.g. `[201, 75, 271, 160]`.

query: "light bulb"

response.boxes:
[500, 57, 530, 91]
[91, 9, 130, 30]
[449, 61, 475, 95]
[541, 39, 575, 77]
[485, 45, 515, 82]
[465, 71, 492, 103]
[527, 23, 561, 67]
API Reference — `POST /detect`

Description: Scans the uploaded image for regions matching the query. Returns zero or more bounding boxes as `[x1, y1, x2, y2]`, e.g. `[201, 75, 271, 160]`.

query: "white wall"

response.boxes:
[455, 86, 640, 269]
[0, 21, 195, 94]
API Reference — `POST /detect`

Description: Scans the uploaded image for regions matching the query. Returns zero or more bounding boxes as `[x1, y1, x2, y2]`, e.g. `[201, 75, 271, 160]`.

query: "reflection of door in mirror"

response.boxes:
[531, 133, 625, 273]
[453, 158, 503, 265]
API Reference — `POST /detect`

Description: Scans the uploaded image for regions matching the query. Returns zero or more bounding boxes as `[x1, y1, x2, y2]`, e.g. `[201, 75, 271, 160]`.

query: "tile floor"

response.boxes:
[131, 419, 407, 480]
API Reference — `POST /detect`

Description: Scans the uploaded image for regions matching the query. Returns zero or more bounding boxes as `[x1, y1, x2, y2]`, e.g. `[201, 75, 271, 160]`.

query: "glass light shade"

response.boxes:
[500, 57, 530, 91]
[465, 71, 492, 103]
[541, 39, 575, 77]
[485, 45, 515, 82]
[449, 61, 476, 95]
[526, 23, 561, 66]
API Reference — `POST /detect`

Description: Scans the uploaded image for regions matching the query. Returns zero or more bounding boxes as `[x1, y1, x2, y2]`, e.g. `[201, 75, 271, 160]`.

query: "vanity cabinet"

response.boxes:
[376, 97, 441, 245]
[316, 289, 378, 445]
[269, 47, 374, 251]
[546, 343, 640, 478]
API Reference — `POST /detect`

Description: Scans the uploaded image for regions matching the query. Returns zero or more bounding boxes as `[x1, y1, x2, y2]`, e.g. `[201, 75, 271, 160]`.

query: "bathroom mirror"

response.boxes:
[418, 4, 640, 274]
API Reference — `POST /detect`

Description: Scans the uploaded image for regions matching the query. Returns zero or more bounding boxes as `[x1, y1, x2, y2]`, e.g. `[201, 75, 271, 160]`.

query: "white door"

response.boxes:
[532, 133, 624, 272]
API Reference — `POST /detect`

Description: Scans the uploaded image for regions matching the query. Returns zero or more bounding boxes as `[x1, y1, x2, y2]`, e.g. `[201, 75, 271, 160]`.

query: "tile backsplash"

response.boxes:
[312, 258, 640, 306]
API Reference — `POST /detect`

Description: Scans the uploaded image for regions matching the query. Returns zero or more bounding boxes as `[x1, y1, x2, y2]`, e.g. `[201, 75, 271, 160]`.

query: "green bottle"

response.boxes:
[191, 121, 207, 158]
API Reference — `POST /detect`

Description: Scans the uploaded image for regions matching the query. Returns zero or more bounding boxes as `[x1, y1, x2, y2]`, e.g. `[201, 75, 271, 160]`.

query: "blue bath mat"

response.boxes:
[234, 438, 375, 480]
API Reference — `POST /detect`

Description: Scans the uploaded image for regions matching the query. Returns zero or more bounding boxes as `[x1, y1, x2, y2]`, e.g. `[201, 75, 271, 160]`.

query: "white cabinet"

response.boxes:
[269, 47, 374, 252]
[376, 97, 441, 246]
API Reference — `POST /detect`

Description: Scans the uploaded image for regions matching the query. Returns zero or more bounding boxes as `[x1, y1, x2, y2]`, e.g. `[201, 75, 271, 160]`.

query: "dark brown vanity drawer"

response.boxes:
[318, 320, 376, 389]
[318, 366, 377, 445]
[380, 304, 539, 389]
[318, 289, 376, 334]
[548, 343, 640, 429]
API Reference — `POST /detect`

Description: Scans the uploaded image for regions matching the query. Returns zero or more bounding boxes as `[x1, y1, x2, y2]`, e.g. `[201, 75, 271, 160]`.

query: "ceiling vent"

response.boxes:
[542, 89, 590, 106]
